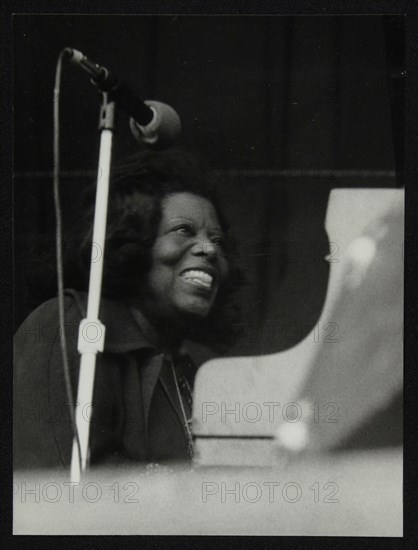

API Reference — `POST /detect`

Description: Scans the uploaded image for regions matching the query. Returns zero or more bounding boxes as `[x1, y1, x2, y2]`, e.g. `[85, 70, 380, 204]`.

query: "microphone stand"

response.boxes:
[70, 92, 115, 483]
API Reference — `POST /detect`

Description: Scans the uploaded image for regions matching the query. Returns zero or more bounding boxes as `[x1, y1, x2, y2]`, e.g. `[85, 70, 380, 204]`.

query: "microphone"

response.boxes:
[129, 100, 182, 150]
[63, 47, 181, 149]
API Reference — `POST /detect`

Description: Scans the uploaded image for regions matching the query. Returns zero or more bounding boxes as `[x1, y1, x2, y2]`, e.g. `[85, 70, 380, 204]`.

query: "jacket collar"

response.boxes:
[65, 289, 156, 354]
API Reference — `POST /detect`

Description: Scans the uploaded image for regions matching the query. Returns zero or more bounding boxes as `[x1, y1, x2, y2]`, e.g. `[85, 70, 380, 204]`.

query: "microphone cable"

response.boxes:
[53, 50, 82, 471]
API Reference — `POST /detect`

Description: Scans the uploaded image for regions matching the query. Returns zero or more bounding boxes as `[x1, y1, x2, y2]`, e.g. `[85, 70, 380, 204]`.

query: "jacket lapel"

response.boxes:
[138, 351, 165, 432]
[159, 355, 185, 425]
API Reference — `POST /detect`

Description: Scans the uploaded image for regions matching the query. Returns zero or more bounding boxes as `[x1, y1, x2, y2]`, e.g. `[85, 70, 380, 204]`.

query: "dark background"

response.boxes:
[13, 14, 404, 357]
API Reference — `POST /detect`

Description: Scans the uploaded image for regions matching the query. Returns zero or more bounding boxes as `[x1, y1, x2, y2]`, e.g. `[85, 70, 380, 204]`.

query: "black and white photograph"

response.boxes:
[12, 12, 404, 536]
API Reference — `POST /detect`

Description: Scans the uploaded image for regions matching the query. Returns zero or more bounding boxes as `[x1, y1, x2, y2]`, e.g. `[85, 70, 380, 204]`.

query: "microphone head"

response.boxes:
[129, 100, 181, 149]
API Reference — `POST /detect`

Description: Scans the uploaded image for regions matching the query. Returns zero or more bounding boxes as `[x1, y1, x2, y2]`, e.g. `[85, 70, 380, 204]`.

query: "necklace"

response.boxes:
[170, 358, 194, 459]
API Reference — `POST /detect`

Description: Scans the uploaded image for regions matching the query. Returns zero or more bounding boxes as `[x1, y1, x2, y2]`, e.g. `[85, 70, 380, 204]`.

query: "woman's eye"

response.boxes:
[172, 224, 193, 235]
[211, 236, 226, 248]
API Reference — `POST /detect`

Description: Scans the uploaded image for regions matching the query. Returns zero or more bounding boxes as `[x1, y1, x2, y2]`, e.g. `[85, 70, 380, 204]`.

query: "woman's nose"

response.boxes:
[190, 238, 218, 259]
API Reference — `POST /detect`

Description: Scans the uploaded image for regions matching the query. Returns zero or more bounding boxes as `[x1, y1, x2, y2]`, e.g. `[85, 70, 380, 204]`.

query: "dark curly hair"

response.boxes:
[57, 147, 244, 351]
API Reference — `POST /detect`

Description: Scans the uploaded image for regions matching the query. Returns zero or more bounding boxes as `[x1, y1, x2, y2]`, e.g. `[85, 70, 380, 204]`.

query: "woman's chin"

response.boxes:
[175, 297, 213, 320]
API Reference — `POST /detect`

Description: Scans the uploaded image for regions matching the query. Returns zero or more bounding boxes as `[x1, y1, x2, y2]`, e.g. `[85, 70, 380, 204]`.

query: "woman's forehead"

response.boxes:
[161, 192, 221, 225]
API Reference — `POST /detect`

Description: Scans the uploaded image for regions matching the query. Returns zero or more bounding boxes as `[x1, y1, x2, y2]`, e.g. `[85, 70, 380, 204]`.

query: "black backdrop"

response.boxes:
[14, 15, 403, 359]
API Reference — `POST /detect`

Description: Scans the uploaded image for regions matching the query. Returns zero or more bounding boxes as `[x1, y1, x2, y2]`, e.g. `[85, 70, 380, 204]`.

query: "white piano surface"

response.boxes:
[193, 189, 404, 441]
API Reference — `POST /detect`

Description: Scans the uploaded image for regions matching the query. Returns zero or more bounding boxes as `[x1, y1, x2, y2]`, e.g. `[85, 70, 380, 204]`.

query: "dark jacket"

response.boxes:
[14, 289, 197, 469]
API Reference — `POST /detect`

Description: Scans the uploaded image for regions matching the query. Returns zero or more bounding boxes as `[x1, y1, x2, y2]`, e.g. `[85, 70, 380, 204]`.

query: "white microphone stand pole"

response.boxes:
[70, 92, 115, 483]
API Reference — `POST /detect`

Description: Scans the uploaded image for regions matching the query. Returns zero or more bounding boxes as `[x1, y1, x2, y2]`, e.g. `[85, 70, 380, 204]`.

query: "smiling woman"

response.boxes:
[13, 148, 244, 469]
[138, 192, 229, 326]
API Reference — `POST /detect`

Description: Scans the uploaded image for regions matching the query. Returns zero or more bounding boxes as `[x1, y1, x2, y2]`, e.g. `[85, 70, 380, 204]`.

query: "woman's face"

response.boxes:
[140, 192, 229, 324]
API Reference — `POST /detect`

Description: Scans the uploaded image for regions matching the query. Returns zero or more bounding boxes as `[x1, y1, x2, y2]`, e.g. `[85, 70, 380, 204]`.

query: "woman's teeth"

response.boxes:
[182, 270, 213, 289]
